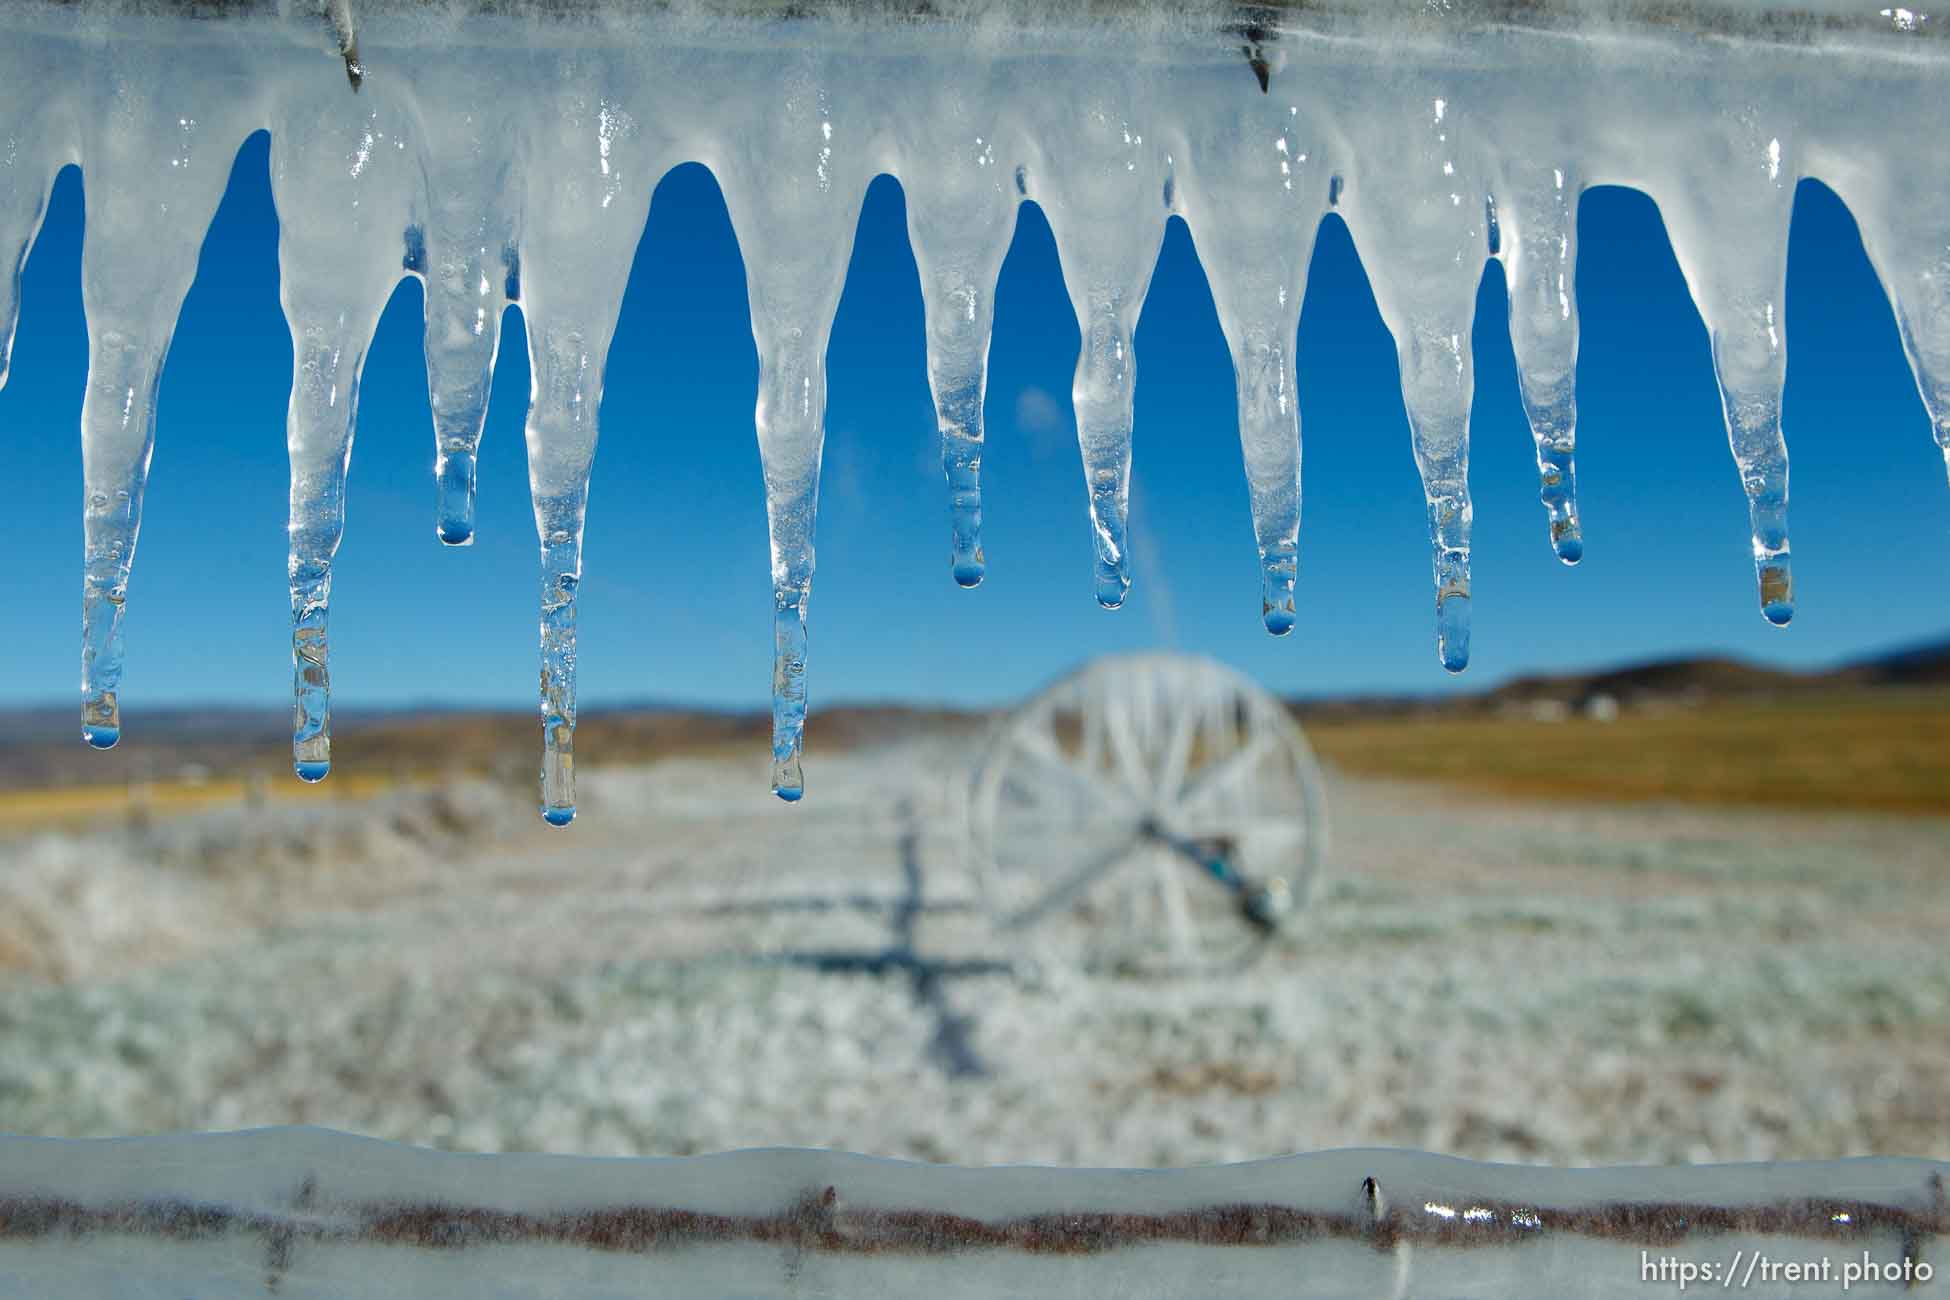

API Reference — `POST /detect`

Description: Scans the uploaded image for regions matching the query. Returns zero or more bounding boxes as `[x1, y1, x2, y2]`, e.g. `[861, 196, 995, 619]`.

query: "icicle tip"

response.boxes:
[1759, 561, 1794, 626]
[1551, 523, 1584, 566]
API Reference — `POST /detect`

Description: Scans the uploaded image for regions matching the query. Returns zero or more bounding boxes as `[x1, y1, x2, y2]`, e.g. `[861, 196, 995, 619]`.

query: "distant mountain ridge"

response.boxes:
[0, 637, 1943, 790]
[1487, 637, 1950, 710]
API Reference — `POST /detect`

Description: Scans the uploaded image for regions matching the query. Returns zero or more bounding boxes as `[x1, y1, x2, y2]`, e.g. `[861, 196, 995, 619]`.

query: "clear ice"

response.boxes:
[0, 0, 1945, 809]
[0, 1128, 1945, 1299]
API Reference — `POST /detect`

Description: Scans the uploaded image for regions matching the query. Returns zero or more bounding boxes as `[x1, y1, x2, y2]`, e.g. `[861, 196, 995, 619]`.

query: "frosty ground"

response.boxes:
[1, 739, 1945, 1168]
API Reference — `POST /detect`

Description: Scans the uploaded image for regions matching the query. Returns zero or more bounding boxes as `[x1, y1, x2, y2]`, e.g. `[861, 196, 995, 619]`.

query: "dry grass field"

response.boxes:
[1303, 687, 1950, 816]
[0, 707, 1944, 1168]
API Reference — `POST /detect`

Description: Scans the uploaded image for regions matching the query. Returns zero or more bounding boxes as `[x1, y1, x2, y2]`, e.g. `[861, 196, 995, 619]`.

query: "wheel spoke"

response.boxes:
[1156, 692, 1198, 805]
[1014, 726, 1129, 813]
[998, 830, 1145, 932]
[1171, 730, 1279, 812]
[1152, 847, 1199, 965]
[1101, 691, 1152, 805]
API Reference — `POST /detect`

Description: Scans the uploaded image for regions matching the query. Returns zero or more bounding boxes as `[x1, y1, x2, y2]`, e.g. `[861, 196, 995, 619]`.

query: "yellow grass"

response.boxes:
[0, 771, 403, 834]
[1302, 687, 1950, 816]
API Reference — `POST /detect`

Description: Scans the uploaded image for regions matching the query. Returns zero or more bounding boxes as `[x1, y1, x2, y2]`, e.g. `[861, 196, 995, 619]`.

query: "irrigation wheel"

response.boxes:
[968, 653, 1328, 975]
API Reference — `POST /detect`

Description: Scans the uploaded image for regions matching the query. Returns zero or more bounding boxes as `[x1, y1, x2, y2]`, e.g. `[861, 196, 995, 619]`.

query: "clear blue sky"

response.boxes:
[0, 131, 1944, 712]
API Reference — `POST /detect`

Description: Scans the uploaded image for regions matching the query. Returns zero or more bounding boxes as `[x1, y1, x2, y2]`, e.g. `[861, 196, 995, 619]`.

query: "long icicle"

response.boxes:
[1660, 132, 1798, 626]
[1033, 103, 1171, 611]
[902, 122, 1018, 590]
[1399, 314, 1478, 673]
[526, 319, 600, 827]
[518, 66, 655, 826]
[1181, 103, 1327, 635]
[1344, 93, 1488, 674]
[1502, 163, 1585, 565]
[271, 90, 416, 782]
[716, 67, 868, 802]
[76, 80, 244, 747]
[751, 309, 839, 803]
[282, 305, 364, 783]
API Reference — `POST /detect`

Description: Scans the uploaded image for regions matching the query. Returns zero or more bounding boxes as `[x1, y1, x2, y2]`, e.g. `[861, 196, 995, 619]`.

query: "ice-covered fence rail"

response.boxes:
[0, 0, 1945, 817]
[0, 1128, 1942, 1298]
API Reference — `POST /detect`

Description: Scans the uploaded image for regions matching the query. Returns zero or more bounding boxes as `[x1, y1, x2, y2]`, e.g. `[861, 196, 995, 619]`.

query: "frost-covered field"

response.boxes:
[1, 741, 1945, 1168]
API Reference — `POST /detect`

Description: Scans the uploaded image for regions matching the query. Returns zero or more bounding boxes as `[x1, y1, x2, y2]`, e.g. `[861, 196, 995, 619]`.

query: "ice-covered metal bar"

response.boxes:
[0, 1129, 1943, 1298]
[0, 0, 1944, 808]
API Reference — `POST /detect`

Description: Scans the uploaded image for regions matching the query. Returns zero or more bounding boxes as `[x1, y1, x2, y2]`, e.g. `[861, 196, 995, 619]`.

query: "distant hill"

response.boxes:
[1289, 636, 1950, 723]
[1845, 637, 1950, 686]
[1483, 655, 1807, 713]
[0, 699, 986, 794]
[1, 636, 1943, 793]
[1486, 637, 1950, 711]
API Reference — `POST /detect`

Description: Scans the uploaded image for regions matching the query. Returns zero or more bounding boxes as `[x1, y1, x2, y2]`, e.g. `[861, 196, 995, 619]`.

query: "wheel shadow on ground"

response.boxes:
[729, 800, 1011, 1080]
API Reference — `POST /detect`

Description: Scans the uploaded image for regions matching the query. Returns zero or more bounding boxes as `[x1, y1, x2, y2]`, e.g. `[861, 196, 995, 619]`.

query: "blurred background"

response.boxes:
[0, 133, 1945, 1167]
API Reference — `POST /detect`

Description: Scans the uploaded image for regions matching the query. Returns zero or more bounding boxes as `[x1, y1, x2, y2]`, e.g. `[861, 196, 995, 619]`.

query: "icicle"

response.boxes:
[1835, 152, 1950, 492]
[900, 108, 1019, 589]
[270, 89, 417, 782]
[715, 71, 869, 802]
[0, 38, 69, 399]
[518, 70, 657, 826]
[1342, 94, 1486, 673]
[527, 329, 596, 828]
[1500, 164, 1585, 564]
[1659, 127, 1798, 626]
[75, 76, 246, 746]
[1178, 102, 1327, 635]
[1888, 241, 1950, 487]
[0, 138, 59, 399]
[1033, 101, 1171, 609]
[410, 86, 522, 547]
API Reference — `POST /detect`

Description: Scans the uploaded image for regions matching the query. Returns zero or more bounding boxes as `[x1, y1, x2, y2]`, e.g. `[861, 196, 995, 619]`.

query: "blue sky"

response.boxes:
[0, 131, 1945, 712]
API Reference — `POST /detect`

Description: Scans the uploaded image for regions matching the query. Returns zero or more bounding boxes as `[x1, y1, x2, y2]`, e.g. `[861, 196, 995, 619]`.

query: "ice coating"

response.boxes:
[0, 0, 1946, 808]
[0, 1128, 1945, 1298]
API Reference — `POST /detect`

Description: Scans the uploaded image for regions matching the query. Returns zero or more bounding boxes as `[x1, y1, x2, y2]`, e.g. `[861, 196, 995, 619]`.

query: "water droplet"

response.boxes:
[1437, 591, 1472, 673]
[435, 450, 477, 545]
[1260, 542, 1297, 636]
[1759, 559, 1794, 625]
